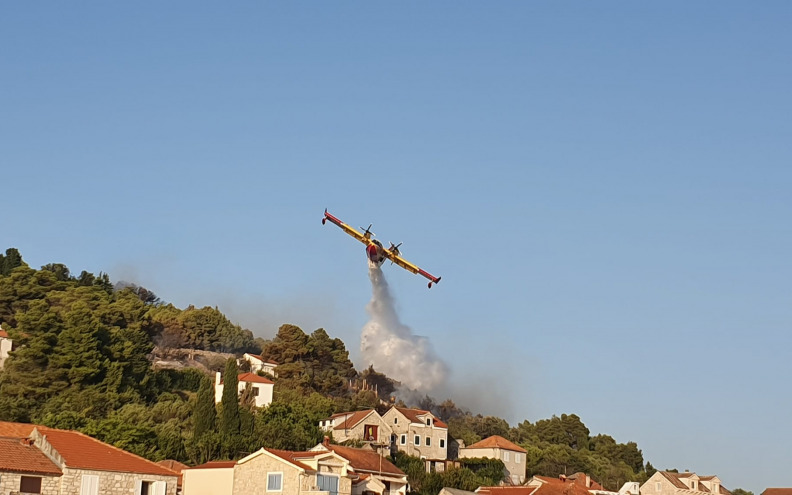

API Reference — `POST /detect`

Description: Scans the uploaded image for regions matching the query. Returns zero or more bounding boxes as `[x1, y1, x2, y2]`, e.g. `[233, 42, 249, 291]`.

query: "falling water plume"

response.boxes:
[360, 263, 448, 392]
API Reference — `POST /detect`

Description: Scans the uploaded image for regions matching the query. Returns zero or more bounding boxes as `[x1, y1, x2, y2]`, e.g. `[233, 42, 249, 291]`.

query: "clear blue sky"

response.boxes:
[2, 2, 791, 491]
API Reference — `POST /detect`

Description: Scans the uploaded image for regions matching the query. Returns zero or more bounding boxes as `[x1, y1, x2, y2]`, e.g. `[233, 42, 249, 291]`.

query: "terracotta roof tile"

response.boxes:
[265, 449, 317, 471]
[189, 461, 238, 469]
[0, 330, 9, 338]
[325, 444, 405, 477]
[0, 422, 176, 477]
[660, 472, 691, 490]
[238, 372, 274, 384]
[0, 438, 62, 476]
[393, 408, 447, 428]
[478, 487, 538, 495]
[529, 477, 596, 495]
[332, 410, 376, 430]
[761, 489, 792, 495]
[157, 460, 189, 473]
[465, 435, 526, 453]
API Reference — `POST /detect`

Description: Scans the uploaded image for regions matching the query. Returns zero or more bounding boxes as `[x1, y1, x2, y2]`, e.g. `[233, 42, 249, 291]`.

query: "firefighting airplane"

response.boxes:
[322, 209, 442, 288]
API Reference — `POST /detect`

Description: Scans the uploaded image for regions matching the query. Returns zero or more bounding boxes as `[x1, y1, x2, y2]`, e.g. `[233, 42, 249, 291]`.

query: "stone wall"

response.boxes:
[0, 472, 61, 495]
[59, 468, 178, 495]
[234, 451, 305, 495]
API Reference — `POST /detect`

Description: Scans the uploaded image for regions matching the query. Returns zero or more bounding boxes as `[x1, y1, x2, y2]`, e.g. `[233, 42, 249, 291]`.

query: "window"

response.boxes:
[364, 424, 378, 441]
[656, 482, 662, 492]
[515, 453, 521, 463]
[426, 436, 431, 446]
[394, 418, 398, 424]
[439, 438, 446, 449]
[414, 435, 421, 446]
[318, 474, 339, 495]
[426, 418, 431, 426]
[20, 476, 42, 494]
[503, 451, 510, 462]
[81, 474, 99, 495]
[253, 387, 260, 396]
[400, 434, 407, 445]
[691, 482, 697, 490]
[268, 473, 283, 492]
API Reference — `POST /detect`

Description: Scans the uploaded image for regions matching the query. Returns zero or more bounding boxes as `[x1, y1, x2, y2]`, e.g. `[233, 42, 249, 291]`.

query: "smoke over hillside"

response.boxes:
[360, 264, 448, 392]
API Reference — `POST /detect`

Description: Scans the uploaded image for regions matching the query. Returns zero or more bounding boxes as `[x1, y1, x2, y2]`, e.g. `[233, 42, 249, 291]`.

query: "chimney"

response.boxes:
[323, 436, 330, 447]
[586, 475, 591, 488]
[215, 372, 222, 385]
[560, 475, 567, 482]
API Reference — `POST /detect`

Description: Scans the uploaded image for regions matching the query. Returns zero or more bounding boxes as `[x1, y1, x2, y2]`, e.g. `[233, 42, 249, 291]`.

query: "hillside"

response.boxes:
[0, 248, 655, 492]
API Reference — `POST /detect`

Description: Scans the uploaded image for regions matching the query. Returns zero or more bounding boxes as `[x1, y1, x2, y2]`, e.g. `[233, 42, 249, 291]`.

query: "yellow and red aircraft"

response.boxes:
[322, 209, 442, 288]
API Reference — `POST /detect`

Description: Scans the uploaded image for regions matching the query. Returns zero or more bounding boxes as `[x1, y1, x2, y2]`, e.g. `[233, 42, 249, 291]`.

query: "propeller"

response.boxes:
[388, 242, 403, 255]
[361, 224, 374, 238]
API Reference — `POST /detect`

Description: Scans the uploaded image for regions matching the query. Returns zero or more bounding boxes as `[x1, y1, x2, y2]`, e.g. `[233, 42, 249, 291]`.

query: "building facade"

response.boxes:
[381, 407, 448, 460]
[459, 435, 526, 484]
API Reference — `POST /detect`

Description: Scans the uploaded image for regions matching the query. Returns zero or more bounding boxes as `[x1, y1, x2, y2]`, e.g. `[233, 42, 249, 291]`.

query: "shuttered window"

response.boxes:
[80, 474, 99, 495]
[20, 476, 42, 494]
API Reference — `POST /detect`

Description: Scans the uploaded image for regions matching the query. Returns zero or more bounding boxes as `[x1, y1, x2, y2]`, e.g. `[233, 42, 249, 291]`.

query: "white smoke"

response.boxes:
[360, 263, 449, 391]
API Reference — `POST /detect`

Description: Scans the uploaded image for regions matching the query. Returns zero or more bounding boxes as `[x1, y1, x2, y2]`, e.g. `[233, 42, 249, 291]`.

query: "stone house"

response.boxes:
[311, 441, 408, 495]
[0, 421, 179, 495]
[0, 329, 12, 368]
[242, 353, 278, 376]
[380, 407, 448, 460]
[459, 435, 527, 485]
[0, 437, 63, 495]
[641, 472, 731, 495]
[214, 371, 274, 408]
[319, 410, 393, 445]
[182, 441, 407, 495]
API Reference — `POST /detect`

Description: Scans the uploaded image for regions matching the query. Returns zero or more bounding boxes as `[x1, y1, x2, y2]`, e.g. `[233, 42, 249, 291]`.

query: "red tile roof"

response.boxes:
[529, 477, 596, 495]
[0, 422, 177, 477]
[189, 461, 238, 469]
[0, 421, 36, 438]
[465, 435, 526, 453]
[393, 407, 448, 428]
[238, 372, 274, 384]
[331, 410, 376, 430]
[246, 354, 278, 366]
[323, 444, 405, 477]
[157, 459, 189, 473]
[0, 330, 9, 338]
[762, 490, 792, 495]
[264, 449, 317, 471]
[478, 487, 537, 495]
[0, 438, 62, 476]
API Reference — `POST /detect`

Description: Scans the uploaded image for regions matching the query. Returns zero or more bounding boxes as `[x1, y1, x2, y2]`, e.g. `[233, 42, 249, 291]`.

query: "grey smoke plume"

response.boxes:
[360, 264, 448, 391]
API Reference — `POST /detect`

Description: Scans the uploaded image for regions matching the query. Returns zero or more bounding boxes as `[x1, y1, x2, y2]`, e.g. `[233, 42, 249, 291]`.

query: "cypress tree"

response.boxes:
[220, 358, 241, 436]
[193, 376, 217, 438]
[2, 248, 24, 275]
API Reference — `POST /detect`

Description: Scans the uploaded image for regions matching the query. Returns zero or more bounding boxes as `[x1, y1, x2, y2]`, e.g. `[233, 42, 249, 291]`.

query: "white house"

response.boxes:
[242, 353, 278, 377]
[640, 471, 730, 495]
[215, 372, 274, 408]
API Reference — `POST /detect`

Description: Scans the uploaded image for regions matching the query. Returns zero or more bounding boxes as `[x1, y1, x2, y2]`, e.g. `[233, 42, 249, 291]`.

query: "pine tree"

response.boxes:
[193, 376, 218, 438]
[220, 358, 240, 436]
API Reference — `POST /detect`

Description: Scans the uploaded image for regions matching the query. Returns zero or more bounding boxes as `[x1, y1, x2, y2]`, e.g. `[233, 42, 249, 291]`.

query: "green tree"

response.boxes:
[220, 359, 241, 436]
[193, 376, 218, 438]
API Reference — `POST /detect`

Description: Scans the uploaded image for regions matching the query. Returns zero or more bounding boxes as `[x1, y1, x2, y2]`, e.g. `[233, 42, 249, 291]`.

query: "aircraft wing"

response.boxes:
[322, 209, 369, 245]
[383, 248, 442, 288]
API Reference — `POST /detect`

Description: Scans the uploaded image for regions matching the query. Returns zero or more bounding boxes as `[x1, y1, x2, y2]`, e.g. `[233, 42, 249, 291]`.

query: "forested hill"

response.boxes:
[0, 248, 657, 492]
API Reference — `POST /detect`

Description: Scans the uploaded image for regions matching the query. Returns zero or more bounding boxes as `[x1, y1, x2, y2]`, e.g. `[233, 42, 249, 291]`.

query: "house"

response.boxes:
[319, 409, 392, 445]
[0, 421, 179, 495]
[381, 407, 448, 460]
[182, 441, 407, 495]
[0, 329, 12, 368]
[762, 490, 792, 495]
[458, 435, 526, 484]
[312, 440, 408, 495]
[640, 471, 731, 495]
[242, 353, 278, 377]
[0, 437, 63, 495]
[214, 371, 274, 408]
